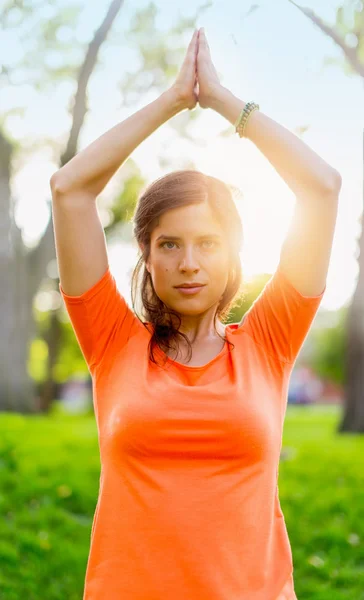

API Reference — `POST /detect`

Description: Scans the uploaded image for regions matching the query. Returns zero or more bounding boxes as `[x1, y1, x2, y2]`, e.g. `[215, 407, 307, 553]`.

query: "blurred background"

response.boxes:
[0, 0, 363, 598]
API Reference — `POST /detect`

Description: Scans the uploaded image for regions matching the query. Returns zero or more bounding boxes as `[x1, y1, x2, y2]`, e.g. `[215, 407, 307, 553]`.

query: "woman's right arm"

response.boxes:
[50, 88, 184, 298]
[50, 33, 198, 374]
[50, 87, 184, 197]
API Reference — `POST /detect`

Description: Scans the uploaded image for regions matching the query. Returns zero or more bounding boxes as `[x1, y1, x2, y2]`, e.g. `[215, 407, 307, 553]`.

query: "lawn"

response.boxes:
[0, 403, 363, 599]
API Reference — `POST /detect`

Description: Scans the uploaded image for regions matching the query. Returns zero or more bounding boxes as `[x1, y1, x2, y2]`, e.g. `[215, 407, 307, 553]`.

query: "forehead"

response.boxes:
[151, 202, 223, 238]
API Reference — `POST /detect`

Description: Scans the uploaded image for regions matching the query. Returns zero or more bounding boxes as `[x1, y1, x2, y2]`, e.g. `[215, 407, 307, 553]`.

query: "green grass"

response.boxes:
[280, 405, 364, 599]
[0, 404, 363, 599]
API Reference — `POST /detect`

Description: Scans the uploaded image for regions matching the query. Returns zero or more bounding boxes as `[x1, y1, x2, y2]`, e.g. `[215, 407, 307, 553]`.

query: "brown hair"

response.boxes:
[130, 169, 245, 365]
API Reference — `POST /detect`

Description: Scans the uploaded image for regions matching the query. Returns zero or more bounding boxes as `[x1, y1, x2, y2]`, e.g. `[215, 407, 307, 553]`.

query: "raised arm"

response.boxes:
[196, 28, 341, 299]
[50, 30, 200, 297]
[51, 90, 182, 199]
[50, 28, 200, 198]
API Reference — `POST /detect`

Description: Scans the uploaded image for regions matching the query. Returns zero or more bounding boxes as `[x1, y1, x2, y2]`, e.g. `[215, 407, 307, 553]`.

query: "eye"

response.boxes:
[159, 240, 217, 250]
[160, 241, 177, 250]
[201, 240, 216, 249]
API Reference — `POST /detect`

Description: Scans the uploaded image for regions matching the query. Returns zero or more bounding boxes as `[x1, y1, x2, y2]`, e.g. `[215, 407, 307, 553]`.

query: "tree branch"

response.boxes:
[30, 0, 124, 271]
[60, 0, 125, 167]
[287, 0, 364, 78]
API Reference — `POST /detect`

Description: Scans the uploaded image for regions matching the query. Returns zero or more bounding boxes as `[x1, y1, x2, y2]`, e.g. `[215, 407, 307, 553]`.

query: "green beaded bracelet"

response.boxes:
[235, 102, 260, 138]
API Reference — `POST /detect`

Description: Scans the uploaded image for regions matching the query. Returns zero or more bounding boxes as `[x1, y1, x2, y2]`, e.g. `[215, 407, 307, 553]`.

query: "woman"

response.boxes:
[51, 28, 341, 600]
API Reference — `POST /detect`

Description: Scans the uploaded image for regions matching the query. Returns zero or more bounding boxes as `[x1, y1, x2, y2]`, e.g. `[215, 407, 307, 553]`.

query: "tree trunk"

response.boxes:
[0, 131, 39, 413]
[340, 304, 364, 432]
[36, 0, 124, 413]
[39, 301, 63, 413]
[288, 2, 364, 433]
[338, 128, 364, 433]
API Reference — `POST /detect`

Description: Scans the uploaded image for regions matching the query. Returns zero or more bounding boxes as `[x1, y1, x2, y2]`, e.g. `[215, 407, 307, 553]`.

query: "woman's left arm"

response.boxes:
[209, 86, 342, 297]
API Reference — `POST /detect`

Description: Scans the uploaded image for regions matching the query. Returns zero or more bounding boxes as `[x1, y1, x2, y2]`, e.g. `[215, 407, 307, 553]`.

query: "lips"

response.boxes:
[175, 284, 205, 295]
[175, 284, 205, 288]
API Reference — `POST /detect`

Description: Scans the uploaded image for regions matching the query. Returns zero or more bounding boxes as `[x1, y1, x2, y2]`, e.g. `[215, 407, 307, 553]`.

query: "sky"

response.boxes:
[2, 0, 363, 312]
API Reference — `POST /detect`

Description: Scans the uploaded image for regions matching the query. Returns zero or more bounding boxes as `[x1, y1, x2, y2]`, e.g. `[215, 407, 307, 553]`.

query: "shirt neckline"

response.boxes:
[153, 324, 235, 371]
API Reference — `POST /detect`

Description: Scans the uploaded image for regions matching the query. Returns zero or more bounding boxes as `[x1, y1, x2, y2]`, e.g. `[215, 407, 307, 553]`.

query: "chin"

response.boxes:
[171, 303, 204, 314]
[173, 298, 220, 315]
[161, 297, 202, 311]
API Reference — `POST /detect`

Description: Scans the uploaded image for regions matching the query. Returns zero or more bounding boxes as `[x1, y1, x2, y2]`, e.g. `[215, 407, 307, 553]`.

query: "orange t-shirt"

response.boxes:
[60, 263, 325, 600]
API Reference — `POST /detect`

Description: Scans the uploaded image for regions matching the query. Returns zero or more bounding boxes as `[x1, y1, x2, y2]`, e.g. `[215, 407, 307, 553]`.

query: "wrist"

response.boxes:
[209, 87, 248, 130]
[207, 85, 230, 111]
[163, 86, 187, 115]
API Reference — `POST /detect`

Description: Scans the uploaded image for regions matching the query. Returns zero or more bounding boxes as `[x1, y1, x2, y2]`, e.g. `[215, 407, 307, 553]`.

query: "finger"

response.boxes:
[195, 30, 200, 63]
[199, 28, 210, 52]
[184, 29, 198, 62]
[189, 29, 198, 49]
[185, 30, 199, 68]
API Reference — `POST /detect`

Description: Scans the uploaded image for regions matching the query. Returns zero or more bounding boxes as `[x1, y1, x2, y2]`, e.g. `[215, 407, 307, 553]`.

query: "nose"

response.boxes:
[179, 245, 200, 273]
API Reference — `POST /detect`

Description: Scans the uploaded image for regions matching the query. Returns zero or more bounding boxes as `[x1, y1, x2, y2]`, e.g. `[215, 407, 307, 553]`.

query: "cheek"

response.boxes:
[151, 261, 171, 287]
[212, 252, 230, 273]
[214, 256, 230, 289]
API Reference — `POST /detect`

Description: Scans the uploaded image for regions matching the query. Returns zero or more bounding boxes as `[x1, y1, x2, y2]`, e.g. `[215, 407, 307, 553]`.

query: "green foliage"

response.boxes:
[30, 309, 90, 383]
[105, 170, 147, 235]
[226, 272, 272, 324]
[27, 338, 48, 382]
[0, 406, 363, 598]
[53, 320, 90, 381]
[335, 0, 364, 74]
[309, 306, 348, 385]
[281, 405, 364, 599]
[1, 0, 84, 92]
[0, 412, 101, 599]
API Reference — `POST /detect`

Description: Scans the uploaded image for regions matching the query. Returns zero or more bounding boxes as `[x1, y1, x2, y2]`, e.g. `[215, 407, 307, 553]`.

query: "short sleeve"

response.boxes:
[59, 266, 141, 375]
[242, 263, 326, 364]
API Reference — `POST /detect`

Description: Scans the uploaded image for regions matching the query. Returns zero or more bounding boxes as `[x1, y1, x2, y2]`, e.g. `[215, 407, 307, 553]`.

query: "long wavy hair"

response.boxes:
[130, 169, 245, 365]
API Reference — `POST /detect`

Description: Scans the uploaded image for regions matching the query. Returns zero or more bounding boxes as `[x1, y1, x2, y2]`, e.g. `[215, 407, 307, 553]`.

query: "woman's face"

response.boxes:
[146, 201, 231, 316]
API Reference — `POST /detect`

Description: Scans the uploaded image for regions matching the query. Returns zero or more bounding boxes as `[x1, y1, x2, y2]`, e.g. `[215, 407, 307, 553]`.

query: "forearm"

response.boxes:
[209, 86, 341, 197]
[51, 88, 184, 197]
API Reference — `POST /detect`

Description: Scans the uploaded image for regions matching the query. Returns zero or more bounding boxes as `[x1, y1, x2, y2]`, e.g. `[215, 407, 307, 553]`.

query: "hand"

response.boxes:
[171, 29, 199, 111]
[196, 28, 223, 109]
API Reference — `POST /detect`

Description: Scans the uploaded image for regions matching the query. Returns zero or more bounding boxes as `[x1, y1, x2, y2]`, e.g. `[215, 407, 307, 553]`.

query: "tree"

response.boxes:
[0, 0, 126, 412]
[287, 0, 364, 432]
[0, 0, 211, 413]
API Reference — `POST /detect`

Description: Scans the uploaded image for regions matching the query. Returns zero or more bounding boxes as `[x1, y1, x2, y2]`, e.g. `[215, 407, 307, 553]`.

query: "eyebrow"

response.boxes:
[156, 233, 222, 241]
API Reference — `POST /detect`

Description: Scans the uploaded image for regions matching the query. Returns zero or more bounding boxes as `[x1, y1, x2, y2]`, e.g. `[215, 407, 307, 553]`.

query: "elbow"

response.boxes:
[50, 172, 64, 196]
[324, 170, 342, 196]
[50, 171, 75, 198]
